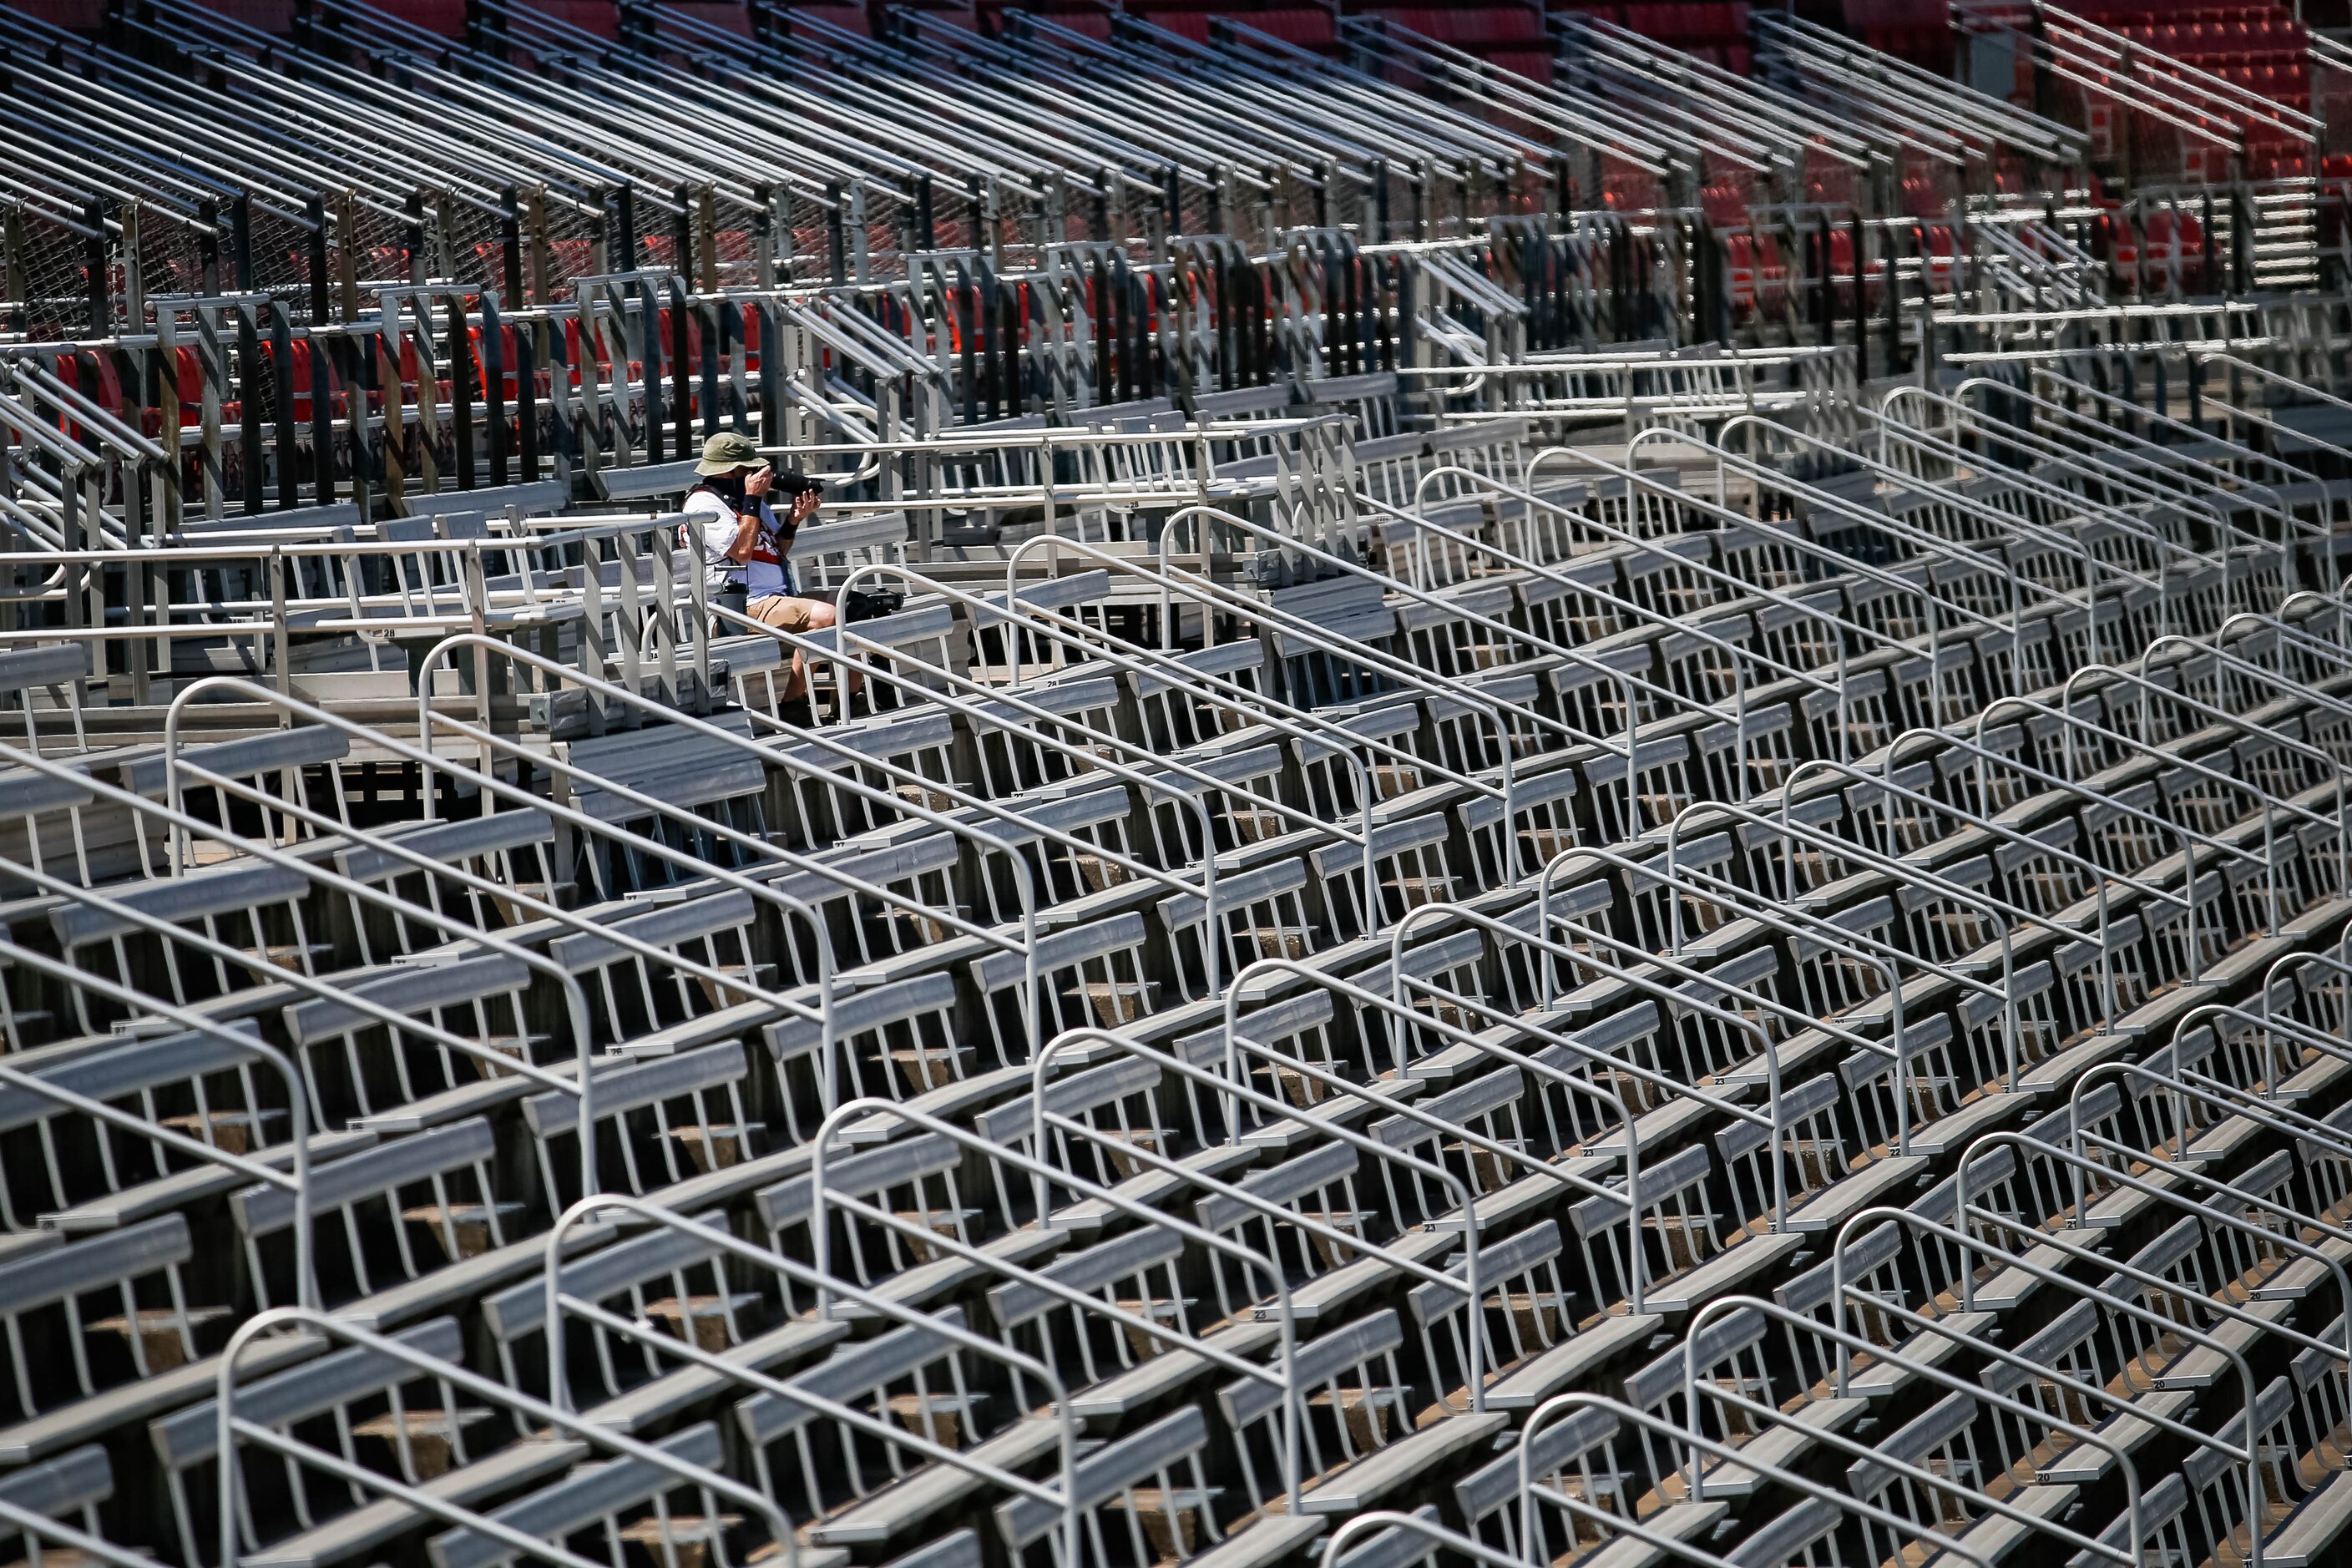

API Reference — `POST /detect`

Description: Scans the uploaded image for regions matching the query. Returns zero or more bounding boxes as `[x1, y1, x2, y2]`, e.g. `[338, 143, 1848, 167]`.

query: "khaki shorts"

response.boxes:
[746, 594, 833, 631]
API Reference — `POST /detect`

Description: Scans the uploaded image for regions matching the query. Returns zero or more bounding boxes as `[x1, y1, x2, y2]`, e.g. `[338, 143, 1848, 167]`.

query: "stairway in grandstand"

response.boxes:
[2054, 0, 2328, 286]
[2249, 173, 2323, 286]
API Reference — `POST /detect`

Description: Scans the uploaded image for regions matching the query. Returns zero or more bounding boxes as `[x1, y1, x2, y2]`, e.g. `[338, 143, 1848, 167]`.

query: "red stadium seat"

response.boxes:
[1251, 7, 1338, 48]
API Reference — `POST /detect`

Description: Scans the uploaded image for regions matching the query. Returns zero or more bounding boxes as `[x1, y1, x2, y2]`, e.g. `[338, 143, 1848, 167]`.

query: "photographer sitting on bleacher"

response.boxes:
[683, 430, 833, 702]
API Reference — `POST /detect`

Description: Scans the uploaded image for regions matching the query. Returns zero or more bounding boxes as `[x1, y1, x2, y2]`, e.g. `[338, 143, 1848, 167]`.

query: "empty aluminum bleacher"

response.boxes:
[12, 6, 2352, 1553]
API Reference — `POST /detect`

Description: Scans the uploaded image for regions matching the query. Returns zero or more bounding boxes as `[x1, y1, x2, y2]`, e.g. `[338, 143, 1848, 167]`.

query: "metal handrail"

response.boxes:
[539, 1194, 1083, 1565]
[1654, 787, 2039, 1122]
[2097, 1011, 2352, 1191]
[1754, 10, 2082, 155]
[402, 632, 1047, 1054]
[2157, 627, 2352, 765]
[167, 736, 847, 1095]
[2172, 999, 2352, 1108]
[2178, 362, 2352, 482]
[0, 1491, 150, 1568]
[2015, 367, 2319, 551]
[1118, 503, 1655, 850]
[2262, 935, 2352, 1043]
[1964, 1127, 2352, 1408]
[2137, 636, 2352, 890]
[18, 711, 610, 1203]
[805, 1095, 1307, 1510]
[879, 525, 1557, 874]
[737, 560, 1419, 854]
[1321, 1510, 1528, 1568]
[1029, 1024, 1496, 1409]
[1882, 383, 2289, 614]
[991, 504, 1605, 829]
[1681, 1293, 2143, 1552]
[1651, 798, 2047, 1035]
[1516, 441, 2088, 728]
[0, 933, 314, 1308]
[1390, 898, 1794, 1236]
[0, 737, 681, 1111]
[1711, 413, 2183, 664]
[2193, 352, 2352, 473]
[1200, 959, 1664, 1311]
[214, 1307, 801, 1568]
[1704, 413, 2178, 609]
[0, 513, 700, 565]
[1712, 750, 2178, 971]
[1048, 1018, 1631, 1242]
[1616, 800, 2016, 1021]
[1599, 430, 2079, 686]
[1785, 736, 2205, 1031]
[706, 599, 1232, 997]
[1106, 500, 1591, 794]
[997, 1029, 1486, 1363]
[2064, 1050, 2352, 1230]
[2070, 1042, 2352, 1182]
[1518, 1393, 2018, 1568]
[1880, 385, 2263, 566]
[2046, 664, 2347, 922]
[1530, 433, 2099, 642]
[1900, 711, 2263, 878]
[155, 678, 969, 1194]
[1923, 387, 2295, 624]
[1395, 462, 1860, 715]
[780, 417, 1353, 455]
[0, 518, 718, 672]
[986, 569, 1514, 832]
[1149, 488, 1759, 780]
[1977, 681, 2328, 847]
[2220, 606, 2352, 693]
[1554, 837, 1930, 1151]
[727, 562, 1474, 923]
[1377, 460, 1859, 814]
[1829, 1202, 2271, 1568]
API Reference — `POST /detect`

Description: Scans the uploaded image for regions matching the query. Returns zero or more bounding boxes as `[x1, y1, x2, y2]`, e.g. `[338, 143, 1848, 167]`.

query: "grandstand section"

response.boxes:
[11, 2, 2352, 1566]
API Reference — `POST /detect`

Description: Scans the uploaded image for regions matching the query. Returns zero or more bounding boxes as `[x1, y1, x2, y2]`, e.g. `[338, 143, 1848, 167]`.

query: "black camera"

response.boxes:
[768, 467, 825, 501]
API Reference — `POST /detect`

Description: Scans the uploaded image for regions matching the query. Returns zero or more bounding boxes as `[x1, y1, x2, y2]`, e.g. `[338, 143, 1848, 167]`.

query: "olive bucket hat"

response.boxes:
[694, 431, 765, 475]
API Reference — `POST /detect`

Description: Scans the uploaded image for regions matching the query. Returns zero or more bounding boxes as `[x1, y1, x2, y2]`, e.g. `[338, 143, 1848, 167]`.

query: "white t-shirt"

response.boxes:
[680, 488, 792, 599]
